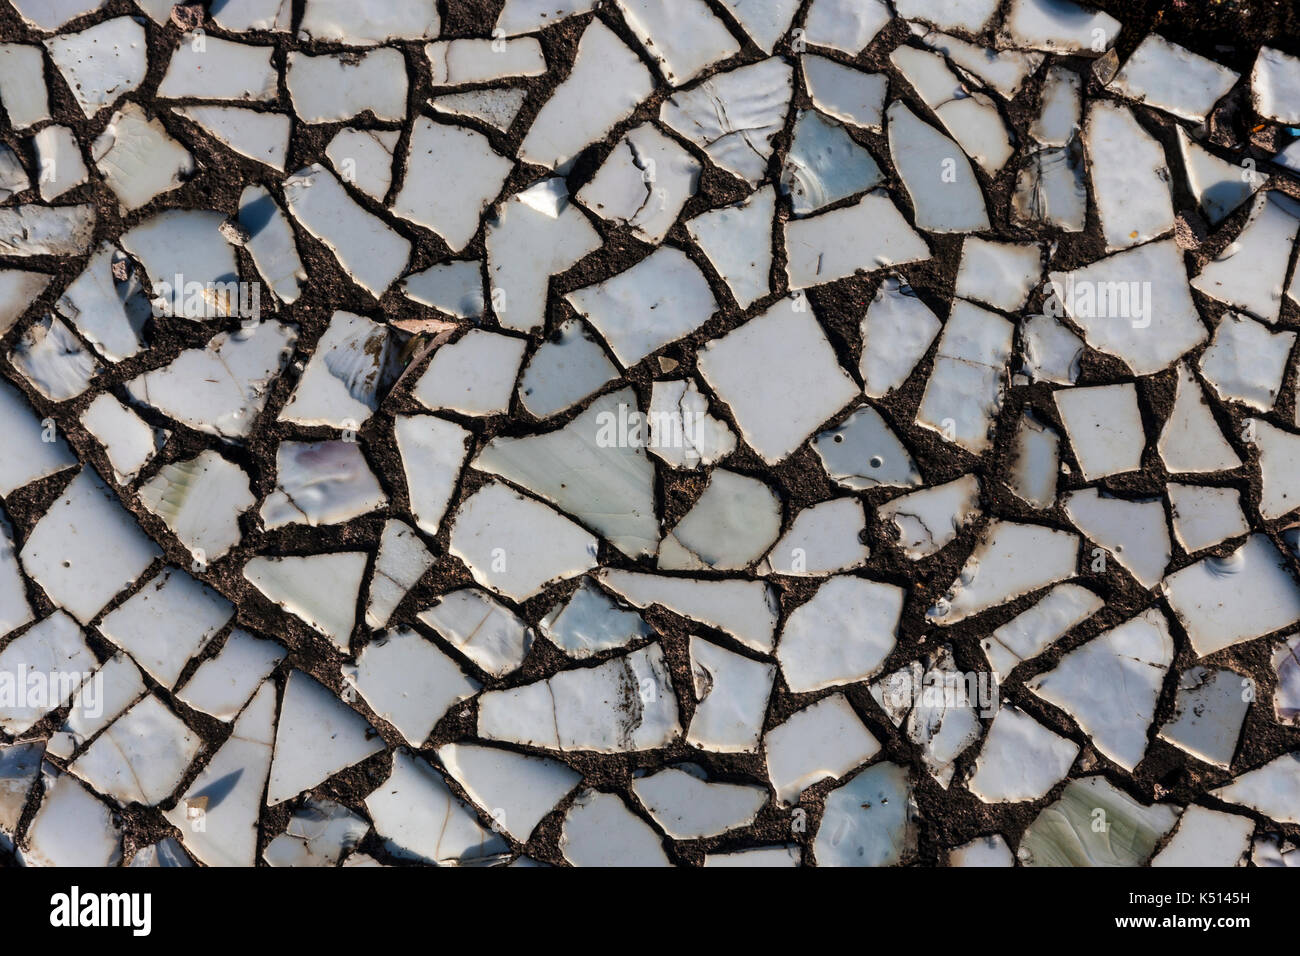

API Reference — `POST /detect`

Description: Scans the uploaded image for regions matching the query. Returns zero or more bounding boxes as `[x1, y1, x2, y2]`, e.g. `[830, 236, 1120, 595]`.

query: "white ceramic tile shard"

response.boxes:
[1166, 484, 1248, 555]
[697, 306, 858, 464]
[346, 630, 478, 746]
[1213, 752, 1300, 824]
[1152, 805, 1254, 867]
[859, 278, 941, 399]
[645, 378, 736, 469]
[20, 771, 121, 868]
[879, 476, 981, 560]
[138, 450, 255, 562]
[44, 17, 147, 119]
[968, 705, 1078, 803]
[279, 312, 399, 427]
[1019, 776, 1179, 867]
[567, 246, 716, 369]
[437, 743, 580, 842]
[429, 88, 529, 132]
[1063, 489, 1170, 590]
[157, 35, 277, 102]
[427, 37, 545, 85]
[0, 269, 51, 335]
[1159, 363, 1241, 474]
[69, 694, 200, 807]
[1054, 383, 1145, 480]
[916, 301, 1014, 454]
[516, 319, 618, 419]
[393, 414, 471, 537]
[787, 189, 932, 288]
[173, 106, 291, 172]
[0, 43, 50, 129]
[238, 185, 305, 303]
[393, 120, 512, 251]
[93, 103, 194, 211]
[955, 239, 1041, 313]
[1031, 65, 1082, 146]
[472, 391, 660, 557]
[659, 58, 793, 186]
[948, 834, 1015, 867]
[495, 0, 596, 35]
[298, 0, 439, 43]
[478, 643, 680, 752]
[486, 178, 603, 333]
[889, 46, 1015, 176]
[365, 520, 435, 630]
[897, 0, 1000, 33]
[1013, 145, 1087, 231]
[931, 521, 1079, 624]
[325, 127, 398, 204]
[416, 588, 533, 677]
[0, 379, 76, 496]
[1176, 128, 1258, 226]
[631, 765, 766, 839]
[616, 0, 740, 85]
[777, 576, 903, 694]
[287, 49, 408, 126]
[764, 694, 880, 805]
[999, 0, 1121, 53]
[0, 203, 97, 256]
[9, 315, 100, 402]
[1200, 312, 1294, 412]
[813, 405, 922, 492]
[599, 570, 777, 653]
[685, 186, 774, 310]
[176, 630, 285, 721]
[260, 440, 387, 530]
[1252, 47, 1300, 124]
[401, 259, 485, 318]
[1158, 667, 1249, 769]
[717, 0, 798, 53]
[802, 0, 891, 55]
[1085, 101, 1176, 251]
[577, 124, 701, 244]
[263, 798, 368, 867]
[0, 612, 97, 734]
[449, 481, 598, 602]
[79, 393, 156, 485]
[659, 470, 781, 571]
[519, 19, 654, 170]
[412, 330, 525, 418]
[32, 125, 88, 202]
[686, 636, 774, 754]
[243, 553, 367, 651]
[1252, 418, 1300, 519]
[814, 761, 914, 867]
[46, 651, 146, 761]
[283, 165, 411, 298]
[56, 243, 146, 362]
[1007, 410, 1061, 510]
[781, 109, 882, 217]
[120, 209, 242, 322]
[1110, 34, 1238, 122]
[1192, 193, 1300, 324]
[207, 0, 294, 31]
[560, 789, 671, 866]
[99, 566, 233, 687]
[761, 498, 870, 576]
[981, 584, 1102, 682]
[0, 514, 34, 638]
[887, 101, 989, 234]
[20, 468, 160, 625]
[1028, 608, 1174, 771]
[1274, 635, 1300, 726]
[539, 579, 650, 659]
[367, 750, 509, 865]
[801, 56, 887, 131]
[1162, 535, 1300, 657]
[268, 671, 384, 806]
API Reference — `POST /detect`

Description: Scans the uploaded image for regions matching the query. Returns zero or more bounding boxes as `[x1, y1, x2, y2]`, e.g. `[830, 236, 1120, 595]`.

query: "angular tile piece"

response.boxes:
[1158, 667, 1249, 769]
[427, 38, 544, 84]
[1110, 34, 1238, 122]
[801, 56, 886, 131]
[1159, 363, 1242, 475]
[92, 102, 194, 211]
[365, 520, 434, 629]
[687, 637, 774, 753]
[916, 301, 1014, 454]
[761, 498, 870, 576]
[437, 743, 580, 842]
[1063, 489, 1169, 589]
[880, 476, 981, 560]
[21, 771, 121, 868]
[781, 109, 882, 216]
[1213, 752, 1300, 825]
[264, 798, 368, 867]
[1192, 193, 1300, 324]
[600, 570, 777, 653]
[659, 470, 780, 571]
[685, 186, 774, 310]
[577, 124, 700, 243]
[1018, 777, 1178, 867]
[999, 0, 1121, 54]
[279, 312, 399, 427]
[764, 694, 879, 804]
[813, 405, 922, 491]
[260, 440, 387, 530]
[981, 583, 1103, 682]
[814, 762, 913, 867]
[803, 0, 891, 55]
[173, 105, 291, 171]
[346, 630, 478, 746]
[393, 414, 471, 537]
[176, 630, 286, 721]
[777, 577, 902, 693]
[887, 102, 989, 233]
[243, 553, 368, 651]
[560, 790, 670, 867]
[416, 588, 533, 677]
[930, 520, 1079, 624]
[1252, 47, 1300, 124]
[1152, 805, 1254, 867]
[968, 706, 1078, 803]
[538, 579, 650, 660]
[0, 612, 96, 734]
[138, 450, 255, 561]
[697, 306, 859, 464]
[69, 695, 200, 806]
[1028, 608, 1174, 771]
[157, 36, 277, 102]
[56, 244, 146, 363]
[1085, 101, 1175, 251]
[1055, 383, 1145, 480]
[478, 643, 680, 752]
[44, 18, 148, 118]
[631, 765, 765, 839]
[645, 378, 736, 469]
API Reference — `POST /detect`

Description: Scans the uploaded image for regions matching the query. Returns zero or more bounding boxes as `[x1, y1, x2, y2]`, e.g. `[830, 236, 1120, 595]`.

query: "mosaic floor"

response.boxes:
[0, 0, 1298, 867]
